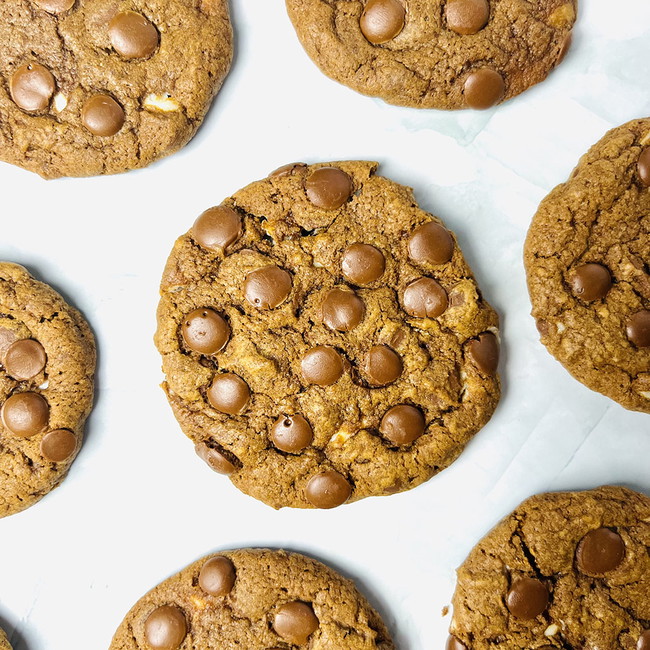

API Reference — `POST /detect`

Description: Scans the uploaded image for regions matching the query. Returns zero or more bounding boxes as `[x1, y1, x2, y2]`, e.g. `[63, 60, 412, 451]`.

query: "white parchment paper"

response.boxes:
[0, 1, 648, 648]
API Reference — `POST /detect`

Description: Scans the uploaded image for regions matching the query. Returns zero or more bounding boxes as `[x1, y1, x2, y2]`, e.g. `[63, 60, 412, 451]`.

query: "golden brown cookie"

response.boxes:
[0, 0, 232, 178]
[525, 119, 650, 413]
[447, 486, 650, 650]
[285, 0, 576, 109]
[155, 161, 500, 509]
[109, 549, 394, 650]
[0, 628, 10, 650]
[0, 262, 95, 517]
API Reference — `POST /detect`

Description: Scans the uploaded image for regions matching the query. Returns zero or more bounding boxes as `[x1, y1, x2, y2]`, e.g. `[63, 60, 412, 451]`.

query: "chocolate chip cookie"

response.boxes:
[155, 161, 500, 509]
[285, 0, 576, 110]
[109, 548, 394, 650]
[524, 119, 650, 413]
[0, 262, 95, 517]
[447, 486, 650, 650]
[0, 0, 232, 178]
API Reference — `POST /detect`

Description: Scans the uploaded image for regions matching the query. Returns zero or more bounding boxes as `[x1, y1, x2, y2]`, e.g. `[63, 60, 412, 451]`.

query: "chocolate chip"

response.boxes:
[576, 527, 625, 575]
[4, 339, 47, 380]
[34, 0, 74, 12]
[464, 68, 505, 109]
[81, 94, 125, 136]
[341, 243, 385, 284]
[408, 222, 454, 266]
[1, 392, 49, 438]
[271, 415, 313, 453]
[273, 601, 320, 644]
[144, 605, 187, 650]
[207, 373, 250, 415]
[269, 162, 306, 177]
[467, 332, 499, 375]
[305, 471, 352, 508]
[446, 636, 467, 650]
[321, 288, 365, 331]
[638, 148, 650, 187]
[379, 404, 425, 445]
[192, 206, 242, 253]
[198, 556, 236, 597]
[402, 278, 448, 318]
[244, 265, 292, 310]
[40, 429, 76, 462]
[181, 308, 230, 355]
[360, 0, 406, 44]
[626, 310, 650, 348]
[109, 11, 159, 59]
[10, 63, 55, 112]
[195, 442, 237, 475]
[505, 577, 549, 619]
[305, 167, 353, 210]
[446, 0, 489, 35]
[638, 630, 650, 650]
[569, 263, 612, 301]
[301, 346, 344, 386]
[365, 345, 402, 386]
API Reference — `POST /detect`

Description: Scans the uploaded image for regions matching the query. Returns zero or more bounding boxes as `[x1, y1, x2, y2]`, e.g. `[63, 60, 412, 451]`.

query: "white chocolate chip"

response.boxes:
[313, 261, 324, 268]
[639, 391, 650, 400]
[557, 322, 566, 333]
[38, 380, 49, 390]
[143, 93, 180, 112]
[53, 93, 67, 112]
[641, 132, 650, 146]
[545, 624, 560, 637]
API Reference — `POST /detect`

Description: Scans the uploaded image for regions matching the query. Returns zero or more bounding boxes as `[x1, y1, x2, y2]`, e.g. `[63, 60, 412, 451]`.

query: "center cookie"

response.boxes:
[155, 161, 500, 509]
[0, 0, 232, 178]
[447, 486, 650, 650]
[109, 548, 394, 649]
[285, 0, 576, 109]
[0, 262, 95, 517]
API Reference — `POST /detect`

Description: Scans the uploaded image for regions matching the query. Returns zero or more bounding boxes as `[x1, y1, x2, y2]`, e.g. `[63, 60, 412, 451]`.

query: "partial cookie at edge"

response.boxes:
[0, 262, 96, 517]
[109, 548, 394, 649]
[524, 118, 650, 413]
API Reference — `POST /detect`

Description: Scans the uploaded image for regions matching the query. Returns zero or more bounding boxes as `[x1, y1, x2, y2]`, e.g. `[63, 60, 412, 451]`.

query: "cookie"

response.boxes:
[447, 486, 650, 650]
[0, 0, 232, 178]
[0, 262, 95, 517]
[109, 548, 394, 649]
[285, 0, 576, 110]
[154, 161, 500, 509]
[0, 629, 10, 650]
[524, 119, 650, 413]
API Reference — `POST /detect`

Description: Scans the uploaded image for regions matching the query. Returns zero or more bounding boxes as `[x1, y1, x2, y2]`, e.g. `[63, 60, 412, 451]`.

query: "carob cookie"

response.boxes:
[0, 0, 232, 178]
[155, 161, 500, 509]
[524, 119, 650, 413]
[447, 486, 650, 650]
[109, 548, 394, 649]
[0, 262, 95, 517]
[285, 0, 576, 110]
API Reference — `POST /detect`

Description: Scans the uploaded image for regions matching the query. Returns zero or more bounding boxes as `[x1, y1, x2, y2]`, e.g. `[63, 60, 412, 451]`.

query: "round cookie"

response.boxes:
[284, 0, 576, 110]
[0, 262, 95, 517]
[109, 548, 394, 649]
[524, 119, 650, 413]
[447, 486, 650, 650]
[0, 0, 232, 178]
[155, 161, 500, 509]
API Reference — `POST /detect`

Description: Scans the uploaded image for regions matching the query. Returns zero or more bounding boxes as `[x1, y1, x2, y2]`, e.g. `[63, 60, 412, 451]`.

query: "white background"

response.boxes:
[1, 1, 649, 648]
